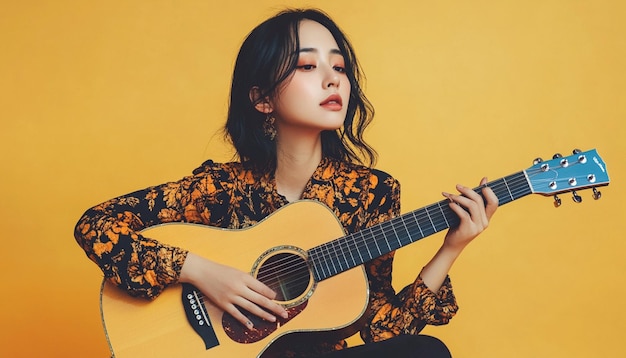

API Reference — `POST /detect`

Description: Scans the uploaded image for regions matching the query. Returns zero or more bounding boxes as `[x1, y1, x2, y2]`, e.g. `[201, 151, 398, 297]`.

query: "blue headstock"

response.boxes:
[525, 149, 609, 205]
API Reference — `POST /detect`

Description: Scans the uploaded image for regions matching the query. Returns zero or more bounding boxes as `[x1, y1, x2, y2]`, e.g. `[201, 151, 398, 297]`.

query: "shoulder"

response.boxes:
[192, 159, 243, 175]
[190, 160, 265, 190]
[324, 157, 400, 191]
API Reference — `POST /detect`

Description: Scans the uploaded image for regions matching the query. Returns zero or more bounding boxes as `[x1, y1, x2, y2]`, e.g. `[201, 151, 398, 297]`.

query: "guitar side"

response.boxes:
[100, 201, 370, 358]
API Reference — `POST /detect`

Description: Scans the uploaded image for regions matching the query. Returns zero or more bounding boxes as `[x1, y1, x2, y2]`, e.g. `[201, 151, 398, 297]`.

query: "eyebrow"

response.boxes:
[299, 48, 344, 56]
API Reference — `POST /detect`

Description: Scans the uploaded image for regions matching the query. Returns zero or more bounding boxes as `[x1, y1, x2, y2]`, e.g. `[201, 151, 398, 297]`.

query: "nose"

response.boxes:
[322, 65, 340, 89]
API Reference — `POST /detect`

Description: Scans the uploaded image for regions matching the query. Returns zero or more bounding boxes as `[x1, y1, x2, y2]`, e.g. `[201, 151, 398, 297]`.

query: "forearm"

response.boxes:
[419, 242, 466, 293]
[74, 208, 188, 298]
[420, 178, 498, 292]
[73, 183, 191, 298]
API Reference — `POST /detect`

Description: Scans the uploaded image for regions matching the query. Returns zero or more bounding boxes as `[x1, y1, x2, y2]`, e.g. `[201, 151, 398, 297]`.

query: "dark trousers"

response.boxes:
[318, 335, 452, 358]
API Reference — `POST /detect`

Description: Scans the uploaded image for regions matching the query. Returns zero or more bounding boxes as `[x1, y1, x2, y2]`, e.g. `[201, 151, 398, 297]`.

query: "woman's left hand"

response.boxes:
[442, 177, 499, 250]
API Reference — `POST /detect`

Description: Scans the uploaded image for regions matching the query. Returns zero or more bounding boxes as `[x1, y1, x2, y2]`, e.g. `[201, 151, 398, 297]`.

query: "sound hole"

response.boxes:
[256, 252, 311, 302]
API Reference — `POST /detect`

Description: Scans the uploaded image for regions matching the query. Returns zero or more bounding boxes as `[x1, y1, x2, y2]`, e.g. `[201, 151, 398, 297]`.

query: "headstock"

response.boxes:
[525, 149, 609, 206]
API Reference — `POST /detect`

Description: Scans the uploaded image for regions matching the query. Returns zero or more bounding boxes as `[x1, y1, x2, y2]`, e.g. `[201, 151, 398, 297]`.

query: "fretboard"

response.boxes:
[307, 171, 531, 282]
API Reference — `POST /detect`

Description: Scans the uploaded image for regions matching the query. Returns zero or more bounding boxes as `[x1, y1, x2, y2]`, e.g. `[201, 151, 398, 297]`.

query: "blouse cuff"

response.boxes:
[408, 274, 458, 325]
[113, 237, 189, 300]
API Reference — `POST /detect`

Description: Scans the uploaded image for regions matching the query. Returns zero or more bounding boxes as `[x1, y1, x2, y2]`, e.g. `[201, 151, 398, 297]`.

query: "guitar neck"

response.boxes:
[307, 171, 531, 282]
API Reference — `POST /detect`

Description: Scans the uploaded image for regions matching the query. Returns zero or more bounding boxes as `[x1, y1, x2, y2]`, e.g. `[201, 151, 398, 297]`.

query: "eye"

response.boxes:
[333, 65, 346, 73]
[297, 64, 316, 71]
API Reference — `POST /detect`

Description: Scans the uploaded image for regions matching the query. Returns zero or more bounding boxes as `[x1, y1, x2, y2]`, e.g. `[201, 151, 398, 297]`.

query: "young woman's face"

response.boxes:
[271, 20, 351, 137]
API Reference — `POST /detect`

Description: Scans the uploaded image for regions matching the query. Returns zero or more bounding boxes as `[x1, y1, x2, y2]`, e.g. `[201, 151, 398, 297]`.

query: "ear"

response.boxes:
[249, 86, 273, 114]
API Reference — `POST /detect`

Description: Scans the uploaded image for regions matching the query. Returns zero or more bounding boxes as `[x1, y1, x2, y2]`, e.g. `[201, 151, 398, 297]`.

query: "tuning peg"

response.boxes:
[572, 148, 582, 154]
[592, 188, 602, 200]
[572, 191, 582, 203]
[533, 157, 543, 165]
[554, 194, 562, 207]
[553, 153, 563, 159]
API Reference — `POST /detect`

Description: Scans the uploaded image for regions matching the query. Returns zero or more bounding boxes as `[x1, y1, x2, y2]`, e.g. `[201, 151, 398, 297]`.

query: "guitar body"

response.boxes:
[101, 201, 370, 357]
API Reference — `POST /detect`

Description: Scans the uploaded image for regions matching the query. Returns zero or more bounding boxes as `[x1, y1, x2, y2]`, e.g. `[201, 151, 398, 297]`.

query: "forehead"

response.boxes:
[297, 19, 340, 50]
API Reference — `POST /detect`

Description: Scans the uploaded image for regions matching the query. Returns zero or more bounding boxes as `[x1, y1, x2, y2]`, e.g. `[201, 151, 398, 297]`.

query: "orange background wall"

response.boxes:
[1, 1, 625, 357]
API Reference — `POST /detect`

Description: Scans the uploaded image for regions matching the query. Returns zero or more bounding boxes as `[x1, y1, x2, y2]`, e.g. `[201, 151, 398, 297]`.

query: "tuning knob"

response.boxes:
[553, 153, 563, 159]
[554, 194, 562, 207]
[572, 191, 582, 203]
[593, 188, 602, 200]
[573, 148, 582, 154]
[533, 157, 543, 165]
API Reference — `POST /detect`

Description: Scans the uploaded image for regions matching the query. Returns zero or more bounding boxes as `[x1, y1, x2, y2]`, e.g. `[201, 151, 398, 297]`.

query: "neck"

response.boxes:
[274, 134, 323, 202]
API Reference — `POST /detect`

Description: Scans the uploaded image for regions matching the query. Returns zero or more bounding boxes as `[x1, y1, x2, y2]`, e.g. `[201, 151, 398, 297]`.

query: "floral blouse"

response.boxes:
[74, 156, 458, 356]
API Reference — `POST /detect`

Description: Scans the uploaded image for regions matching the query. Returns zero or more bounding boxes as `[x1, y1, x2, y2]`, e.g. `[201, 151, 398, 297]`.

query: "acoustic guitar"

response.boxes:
[100, 149, 609, 357]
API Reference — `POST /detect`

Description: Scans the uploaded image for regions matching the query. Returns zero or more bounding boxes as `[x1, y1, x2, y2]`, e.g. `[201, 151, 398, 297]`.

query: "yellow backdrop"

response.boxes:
[1, 1, 624, 357]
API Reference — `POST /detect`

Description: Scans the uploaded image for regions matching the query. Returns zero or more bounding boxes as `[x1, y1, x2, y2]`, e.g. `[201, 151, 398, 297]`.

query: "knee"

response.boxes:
[400, 334, 452, 358]
[419, 335, 451, 358]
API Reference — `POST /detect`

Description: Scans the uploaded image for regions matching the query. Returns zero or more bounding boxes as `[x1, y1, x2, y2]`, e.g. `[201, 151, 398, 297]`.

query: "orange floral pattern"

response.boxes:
[74, 157, 458, 355]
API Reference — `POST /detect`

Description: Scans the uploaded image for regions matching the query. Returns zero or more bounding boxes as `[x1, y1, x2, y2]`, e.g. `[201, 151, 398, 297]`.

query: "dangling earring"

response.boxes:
[263, 113, 277, 141]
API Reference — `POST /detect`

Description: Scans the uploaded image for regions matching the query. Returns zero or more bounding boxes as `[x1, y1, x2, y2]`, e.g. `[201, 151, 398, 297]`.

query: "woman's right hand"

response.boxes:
[179, 252, 288, 330]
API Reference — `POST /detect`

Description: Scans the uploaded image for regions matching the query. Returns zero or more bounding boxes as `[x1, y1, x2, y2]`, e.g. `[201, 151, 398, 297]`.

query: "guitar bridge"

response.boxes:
[181, 283, 220, 350]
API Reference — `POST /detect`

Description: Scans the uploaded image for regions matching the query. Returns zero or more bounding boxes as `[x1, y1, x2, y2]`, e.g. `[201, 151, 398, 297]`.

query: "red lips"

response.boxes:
[320, 94, 343, 110]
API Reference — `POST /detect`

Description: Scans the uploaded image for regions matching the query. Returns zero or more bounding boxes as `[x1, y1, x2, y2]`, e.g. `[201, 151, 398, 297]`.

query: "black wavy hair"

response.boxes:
[224, 8, 376, 173]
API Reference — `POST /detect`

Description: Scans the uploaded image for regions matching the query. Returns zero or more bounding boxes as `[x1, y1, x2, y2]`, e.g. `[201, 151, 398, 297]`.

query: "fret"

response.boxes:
[338, 239, 349, 272]
[411, 210, 425, 238]
[424, 206, 437, 233]
[415, 210, 432, 237]
[333, 240, 348, 272]
[321, 244, 333, 279]
[389, 221, 403, 251]
[435, 201, 448, 228]
[351, 233, 363, 266]
[381, 224, 393, 252]
[431, 203, 449, 232]
[397, 215, 414, 246]
[328, 241, 338, 275]
[501, 177, 515, 203]
[344, 235, 357, 268]
[371, 228, 383, 258]
[360, 230, 371, 261]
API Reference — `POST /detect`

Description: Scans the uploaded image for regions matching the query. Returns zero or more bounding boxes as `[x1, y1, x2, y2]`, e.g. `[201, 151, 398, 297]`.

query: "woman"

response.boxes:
[75, 8, 498, 357]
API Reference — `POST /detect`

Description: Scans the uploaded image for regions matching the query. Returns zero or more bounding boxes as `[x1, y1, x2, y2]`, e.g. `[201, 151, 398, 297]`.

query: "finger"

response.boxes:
[455, 184, 484, 206]
[233, 294, 280, 324]
[481, 185, 499, 219]
[450, 185, 484, 217]
[245, 278, 289, 318]
[449, 184, 488, 227]
[246, 276, 278, 300]
[476, 177, 499, 219]
[224, 303, 257, 330]
[442, 191, 471, 222]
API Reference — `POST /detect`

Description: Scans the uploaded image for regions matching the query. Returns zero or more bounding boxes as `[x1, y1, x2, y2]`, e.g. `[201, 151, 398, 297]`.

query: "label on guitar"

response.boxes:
[182, 283, 219, 350]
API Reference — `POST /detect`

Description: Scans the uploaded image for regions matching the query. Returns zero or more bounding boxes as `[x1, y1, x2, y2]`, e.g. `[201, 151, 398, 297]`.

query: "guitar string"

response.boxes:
[256, 172, 531, 289]
[310, 166, 595, 281]
[309, 173, 531, 281]
[243, 166, 594, 293]
[268, 167, 593, 288]
[189, 162, 596, 301]
[314, 170, 539, 273]
[252, 172, 533, 291]
[196, 164, 596, 303]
